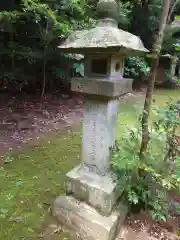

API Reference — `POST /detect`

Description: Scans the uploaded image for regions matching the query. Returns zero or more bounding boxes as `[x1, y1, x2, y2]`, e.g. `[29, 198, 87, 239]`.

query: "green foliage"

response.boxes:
[124, 56, 150, 79]
[164, 70, 180, 89]
[163, 37, 180, 54]
[0, 0, 179, 92]
[163, 14, 180, 54]
[175, 38, 180, 51]
[0, 0, 94, 93]
[111, 101, 180, 221]
[117, 1, 132, 29]
[154, 100, 180, 160]
[127, 0, 163, 49]
[0, 10, 19, 21]
[73, 62, 84, 76]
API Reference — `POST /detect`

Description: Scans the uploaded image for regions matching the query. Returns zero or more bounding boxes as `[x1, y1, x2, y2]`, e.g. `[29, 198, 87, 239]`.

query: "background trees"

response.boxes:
[0, 0, 95, 96]
[0, 0, 179, 96]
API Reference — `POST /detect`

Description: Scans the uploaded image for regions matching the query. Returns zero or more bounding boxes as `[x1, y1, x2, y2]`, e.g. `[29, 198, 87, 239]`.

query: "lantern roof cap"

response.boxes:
[58, 0, 149, 55]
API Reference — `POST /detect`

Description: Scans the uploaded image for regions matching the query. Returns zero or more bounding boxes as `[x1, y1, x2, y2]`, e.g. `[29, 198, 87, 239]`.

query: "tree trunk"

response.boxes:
[170, 55, 177, 77]
[167, 0, 178, 23]
[41, 53, 46, 99]
[140, 0, 171, 156]
[40, 20, 49, 99]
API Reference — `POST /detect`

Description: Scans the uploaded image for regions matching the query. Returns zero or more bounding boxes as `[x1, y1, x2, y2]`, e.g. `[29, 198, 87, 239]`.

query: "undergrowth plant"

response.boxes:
[111, 100, 180, 221]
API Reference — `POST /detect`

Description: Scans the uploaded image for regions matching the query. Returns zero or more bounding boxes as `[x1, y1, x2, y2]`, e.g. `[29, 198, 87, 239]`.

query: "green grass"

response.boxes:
[0, 89, 179, 240]
[117, 89, 180, 134]
[0, 131, 81, 240]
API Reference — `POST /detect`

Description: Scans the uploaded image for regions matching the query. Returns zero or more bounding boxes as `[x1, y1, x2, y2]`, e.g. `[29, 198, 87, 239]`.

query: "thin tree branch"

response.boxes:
[167, 0, 179, 24]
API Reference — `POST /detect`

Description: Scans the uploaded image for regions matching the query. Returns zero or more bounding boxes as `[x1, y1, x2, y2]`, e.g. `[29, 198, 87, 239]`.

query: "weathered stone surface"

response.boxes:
[97, 0, 119, 21]
[84, 55, 125, 79]
[81, 98, 119, 176]
[58, 19, 149, 55]
[107, 99, 119, 148]
[52, 195, 128, 240]
[71, 77, 133, 98]
[53, 1, 145, 239]
[66, 165, 123, 216]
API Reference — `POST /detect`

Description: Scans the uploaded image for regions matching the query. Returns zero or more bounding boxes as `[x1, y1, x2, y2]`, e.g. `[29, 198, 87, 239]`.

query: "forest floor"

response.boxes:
[0, 89, 179, 240]
[0, 92, 84, 162]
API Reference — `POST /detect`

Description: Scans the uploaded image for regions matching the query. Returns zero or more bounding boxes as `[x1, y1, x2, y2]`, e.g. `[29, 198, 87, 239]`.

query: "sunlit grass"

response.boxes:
[117, 89, 179, 130]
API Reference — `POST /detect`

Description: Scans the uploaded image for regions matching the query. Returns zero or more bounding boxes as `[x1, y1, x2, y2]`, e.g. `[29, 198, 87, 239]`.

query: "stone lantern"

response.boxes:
[53, 1, 148, 239]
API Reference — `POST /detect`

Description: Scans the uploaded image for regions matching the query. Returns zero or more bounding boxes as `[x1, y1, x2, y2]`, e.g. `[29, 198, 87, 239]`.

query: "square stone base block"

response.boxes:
[52, 196, 128, 240]
[66, 165, 123, 216]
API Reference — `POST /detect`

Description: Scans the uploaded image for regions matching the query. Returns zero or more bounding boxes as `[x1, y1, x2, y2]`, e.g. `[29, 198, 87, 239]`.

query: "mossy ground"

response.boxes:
[0, 90, 179, 240]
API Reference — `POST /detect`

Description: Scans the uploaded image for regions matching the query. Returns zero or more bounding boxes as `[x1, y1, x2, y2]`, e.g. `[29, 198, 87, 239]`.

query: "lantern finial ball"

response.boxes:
[96, 0, 119, 21]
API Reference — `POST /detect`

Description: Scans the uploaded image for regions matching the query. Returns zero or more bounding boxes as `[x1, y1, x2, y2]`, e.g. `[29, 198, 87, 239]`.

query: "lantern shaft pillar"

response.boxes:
[82, 98, 119, 175]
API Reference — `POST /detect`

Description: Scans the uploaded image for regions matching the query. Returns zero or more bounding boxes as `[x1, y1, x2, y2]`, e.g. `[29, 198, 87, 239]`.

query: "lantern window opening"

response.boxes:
[91, 58, 108, 75]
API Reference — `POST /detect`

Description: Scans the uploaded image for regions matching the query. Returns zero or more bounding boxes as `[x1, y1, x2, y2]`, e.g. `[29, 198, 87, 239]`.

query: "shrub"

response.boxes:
[111, 101, 180, 221]
[163, 70, 180, 89]
[124, 56, 150, 79]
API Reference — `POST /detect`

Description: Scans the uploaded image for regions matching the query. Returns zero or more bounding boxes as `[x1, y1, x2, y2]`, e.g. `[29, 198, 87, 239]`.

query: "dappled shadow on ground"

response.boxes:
[0, 92, 83, 161]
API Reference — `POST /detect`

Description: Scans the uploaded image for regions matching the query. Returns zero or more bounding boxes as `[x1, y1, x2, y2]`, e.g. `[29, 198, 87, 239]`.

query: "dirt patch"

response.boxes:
[0, 92, 83, 163]
[118, 214, 180, 240]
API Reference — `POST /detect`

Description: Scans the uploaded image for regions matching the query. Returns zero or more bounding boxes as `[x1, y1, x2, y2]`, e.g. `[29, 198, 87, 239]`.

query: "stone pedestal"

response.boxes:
[66, 165, 123, 216]
[52, 79, 132, 239]
[53, 196, 128, 240]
